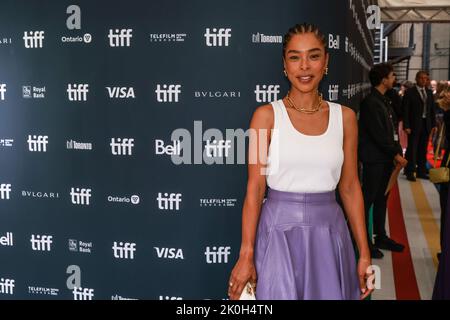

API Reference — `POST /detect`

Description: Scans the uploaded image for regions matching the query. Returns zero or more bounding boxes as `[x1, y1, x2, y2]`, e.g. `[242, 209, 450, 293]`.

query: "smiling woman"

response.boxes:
[228, 23, 373, 300]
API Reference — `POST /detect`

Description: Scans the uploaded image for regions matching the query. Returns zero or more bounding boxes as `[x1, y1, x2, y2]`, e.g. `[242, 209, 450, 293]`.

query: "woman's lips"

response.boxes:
[297, 75, 314, 83]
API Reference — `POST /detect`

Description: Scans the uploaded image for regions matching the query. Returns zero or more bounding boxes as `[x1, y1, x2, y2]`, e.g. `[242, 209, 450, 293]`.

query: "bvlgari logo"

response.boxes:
[194, 90, 241, 99]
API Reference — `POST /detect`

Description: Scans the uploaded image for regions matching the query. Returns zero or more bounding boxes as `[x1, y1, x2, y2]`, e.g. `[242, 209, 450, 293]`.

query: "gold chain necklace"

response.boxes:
[285, 91, 323, 114]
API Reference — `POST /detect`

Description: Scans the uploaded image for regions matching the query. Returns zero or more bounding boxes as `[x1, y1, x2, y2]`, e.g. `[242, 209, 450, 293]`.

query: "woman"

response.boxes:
[228, 23, 373, 300]
[433, 87, 450, 299]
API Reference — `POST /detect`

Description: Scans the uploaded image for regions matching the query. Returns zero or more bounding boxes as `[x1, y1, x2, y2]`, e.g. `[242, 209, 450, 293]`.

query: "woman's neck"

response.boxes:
[287, 88, 320, 110]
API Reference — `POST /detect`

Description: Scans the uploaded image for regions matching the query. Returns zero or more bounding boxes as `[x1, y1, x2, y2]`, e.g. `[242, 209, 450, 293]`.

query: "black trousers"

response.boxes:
[405, 118, 430, 176]
[362, 162, 394, 243]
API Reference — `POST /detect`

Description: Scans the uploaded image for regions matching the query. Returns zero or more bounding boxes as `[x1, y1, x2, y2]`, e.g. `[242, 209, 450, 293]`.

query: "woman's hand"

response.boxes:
[228, 257, 257, 300]
[358, 257, 375, 300]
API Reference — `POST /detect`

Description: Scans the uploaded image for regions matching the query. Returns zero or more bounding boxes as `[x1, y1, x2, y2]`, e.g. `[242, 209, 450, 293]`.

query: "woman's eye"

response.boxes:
[310, 54, 320, 60]
[289, 56, 299, 61]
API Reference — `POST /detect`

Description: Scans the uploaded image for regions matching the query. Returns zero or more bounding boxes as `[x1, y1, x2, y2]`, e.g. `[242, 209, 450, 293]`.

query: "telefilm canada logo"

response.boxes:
[150, 33, 187, 42]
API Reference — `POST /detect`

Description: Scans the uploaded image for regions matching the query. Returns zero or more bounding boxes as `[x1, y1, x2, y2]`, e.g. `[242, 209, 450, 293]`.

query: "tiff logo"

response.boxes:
[73, 287, 94, 300]
[328, 84, 339, 101]
[112, 242, 136, 259]
[110, 138, 134, 156]
[0, 84, 6, 100]
[23, 31, 44, 48]
[255, 85, 280, 103]
[70, 187, 92, 205]
[108, 29, 133, 47]
[27, 135, 48, 152]
[30, 234, 53, 251]
[155, 84, 181, 102]
[205, 140, 231, 157]
[204, 28, 231, 46]
[0, 184, 11, 200]
[0, 278, 15, 295]
[67, 84, 89, 101]
[205, 246, 231, 263]
[157, 193, 182, 210]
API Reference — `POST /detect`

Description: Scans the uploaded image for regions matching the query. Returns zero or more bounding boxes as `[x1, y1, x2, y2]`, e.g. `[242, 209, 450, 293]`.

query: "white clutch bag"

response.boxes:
[239, 282, 256, 300]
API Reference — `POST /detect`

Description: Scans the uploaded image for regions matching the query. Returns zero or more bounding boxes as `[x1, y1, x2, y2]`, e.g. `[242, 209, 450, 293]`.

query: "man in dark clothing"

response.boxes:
[359, 63, 408, 259]
[403, 71, 437, 181]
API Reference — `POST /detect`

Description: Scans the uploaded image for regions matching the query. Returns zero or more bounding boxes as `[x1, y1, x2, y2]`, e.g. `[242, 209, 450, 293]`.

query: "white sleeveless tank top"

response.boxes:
[265, 99, 344, 193]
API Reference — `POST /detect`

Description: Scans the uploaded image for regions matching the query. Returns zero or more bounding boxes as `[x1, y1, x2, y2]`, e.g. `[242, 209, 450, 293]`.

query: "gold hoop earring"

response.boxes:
[325, 67, 329, 75]
[283, 70, 288, 77]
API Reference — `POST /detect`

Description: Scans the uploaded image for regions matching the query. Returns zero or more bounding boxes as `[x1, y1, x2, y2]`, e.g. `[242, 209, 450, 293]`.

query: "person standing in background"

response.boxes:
[359, 63, 408, 259]
[403, 71, 437, 181]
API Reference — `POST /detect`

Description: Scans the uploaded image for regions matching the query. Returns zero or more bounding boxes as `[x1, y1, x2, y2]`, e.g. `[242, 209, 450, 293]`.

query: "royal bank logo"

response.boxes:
[108, 29, 133, 47]
[255, 85, 280, 103]
[0, 278, 15, 295]
[68, 239, 93, 253]
[204, 28, 231, 47]
[108, 195, 140, 205]
[66, 140, 93, 151]
[23, 31, 44, 48]
[328, 84, 339, 101]
[28, 286, 59, 296]
[22, 86, 46, 99]
[0, 84, 6, 101]
[199, 198, 237, 207]
[251, 32, 282, 43]
[149, 33, 187, 42]
[155, 84, 181, 102]
[205, 246, 230, 263]
[0, 139, 13, 147]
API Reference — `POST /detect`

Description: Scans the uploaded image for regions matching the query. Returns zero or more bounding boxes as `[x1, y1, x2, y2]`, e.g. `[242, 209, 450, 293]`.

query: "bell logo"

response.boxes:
[0, 278, 15, 295]
[0, 232, 13, 246]
[205, 246, 231, 263]
[0, 184, 11, 200]
[254, 85, 280, 103]
[23, 31, 45, 48]
[108, 29, 133, 47]
[154, 247, 184, 259]
[328, 34, 340, 50]
[73, 287, 94, 300]
[157, 193, 182, 210]
[112, 242, 136, 259]
[155, 140, 181, 156]
[204, 28, 231, 47]
[30, 234, 53, 251]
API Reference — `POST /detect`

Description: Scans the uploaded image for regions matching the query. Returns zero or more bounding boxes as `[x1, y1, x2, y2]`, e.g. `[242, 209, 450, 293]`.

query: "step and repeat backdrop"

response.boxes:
[0, 0, 376, 299]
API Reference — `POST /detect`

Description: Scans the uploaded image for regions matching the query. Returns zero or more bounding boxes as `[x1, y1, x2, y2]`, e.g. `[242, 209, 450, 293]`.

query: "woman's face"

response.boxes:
[283, 33, 328, 94]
